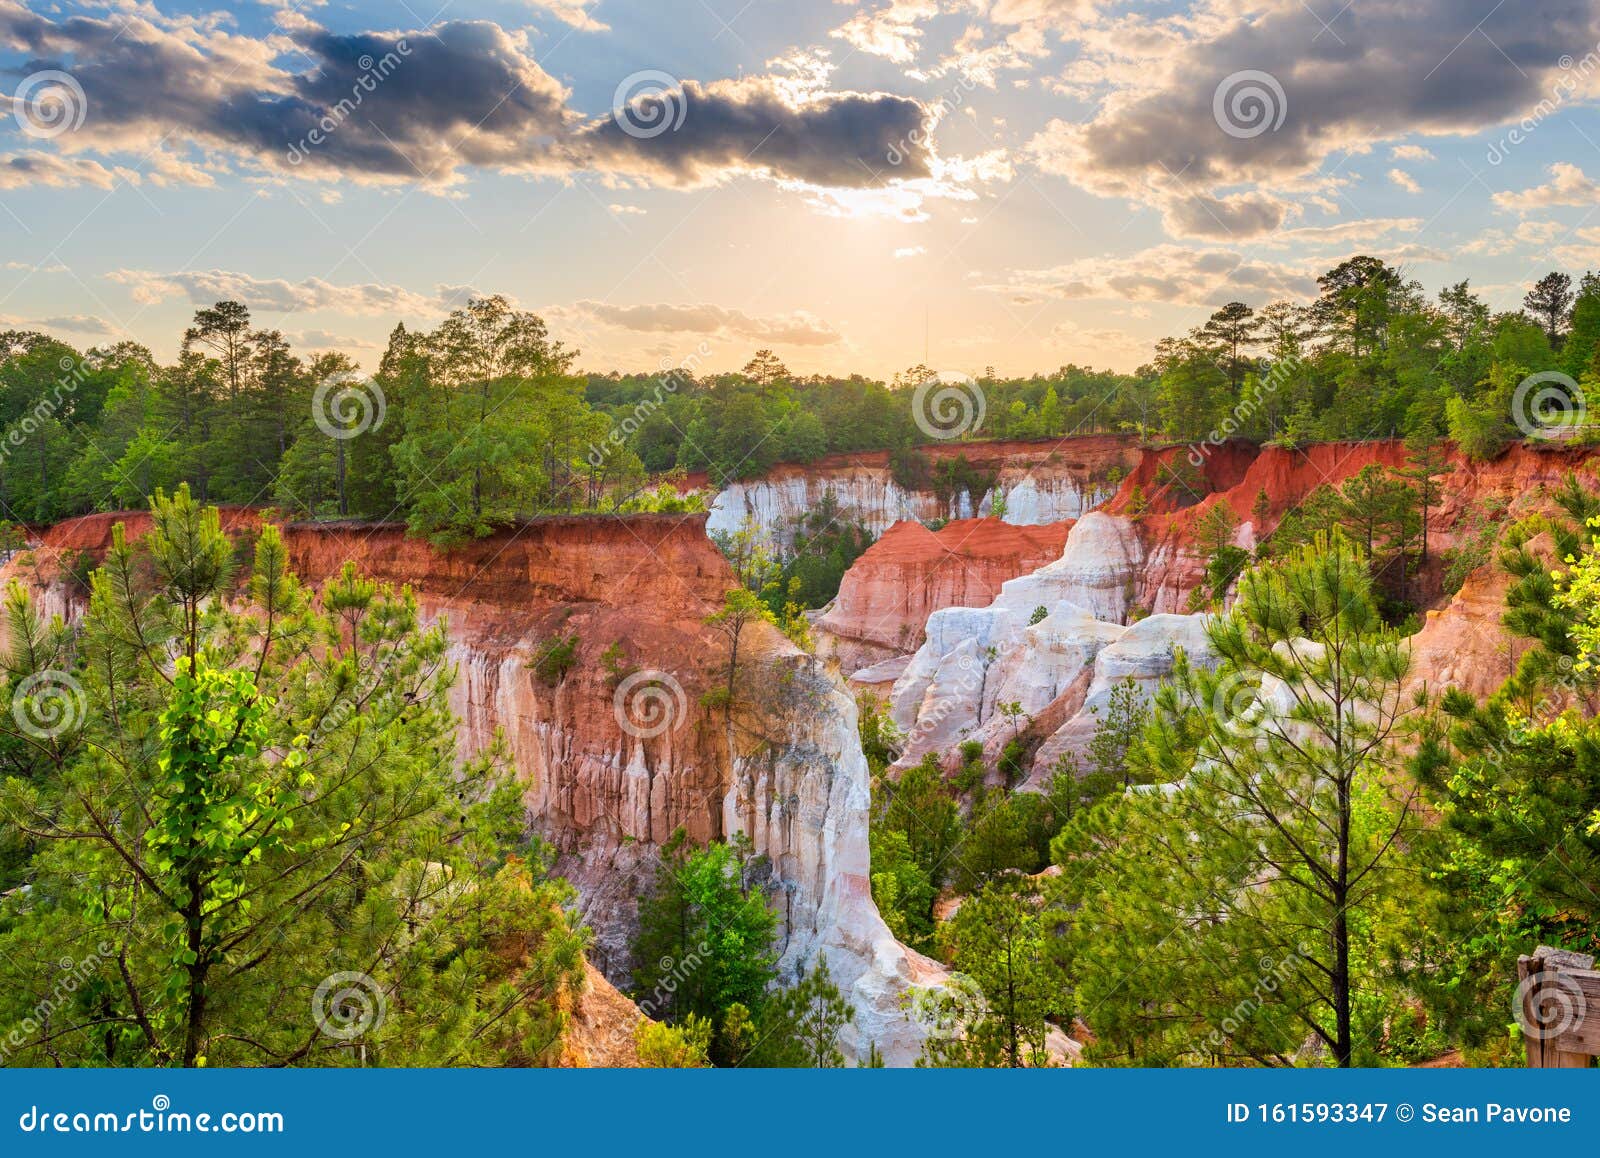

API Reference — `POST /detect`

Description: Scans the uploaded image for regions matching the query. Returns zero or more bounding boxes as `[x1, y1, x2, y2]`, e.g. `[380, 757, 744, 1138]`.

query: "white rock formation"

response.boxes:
[723, 657, 944, 1063]
[886, 512, 1160, 766]
[708, 468, 1116, 549]
[1030, 613, 1218, 774]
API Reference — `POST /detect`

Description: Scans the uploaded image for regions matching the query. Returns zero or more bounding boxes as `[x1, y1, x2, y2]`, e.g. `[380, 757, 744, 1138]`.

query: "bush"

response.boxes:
[532, 634, 579, 685]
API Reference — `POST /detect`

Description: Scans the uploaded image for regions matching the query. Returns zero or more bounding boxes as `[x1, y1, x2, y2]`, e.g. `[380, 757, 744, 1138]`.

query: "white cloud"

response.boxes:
[1388, 169, 1422, 194]
[563, 300, 842, 346]
[1493, 162, 1600, 213]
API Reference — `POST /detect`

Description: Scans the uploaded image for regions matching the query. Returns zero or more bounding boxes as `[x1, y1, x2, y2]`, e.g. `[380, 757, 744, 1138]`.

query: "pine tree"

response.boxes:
[0, 487, 587, 1066]
[1061, 533, 1423, 1066]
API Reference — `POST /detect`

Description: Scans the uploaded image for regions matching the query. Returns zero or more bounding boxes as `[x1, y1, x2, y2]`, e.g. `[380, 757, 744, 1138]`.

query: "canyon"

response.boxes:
[0, 509, 940, 1064]
[811, 436, 1600, 782]
[4, 433, 1596, 1066]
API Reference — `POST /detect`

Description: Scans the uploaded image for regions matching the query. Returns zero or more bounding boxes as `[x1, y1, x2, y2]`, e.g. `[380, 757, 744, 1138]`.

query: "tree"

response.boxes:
[390, 296, 586, 541]
[921, 875, 1066, 1067]
[1199, 301, 1258, 389]
[741, 349, 789, 386]
[1401, 426, 1453, 562]
[1085, 676, 1150, 788]
[0, 487, 587, 1066]
[1564, 271, 1600, 380]
[631, 832, 778, 1056]
[1065, 533, 1421, 1066]
[743, 958, 855, 1067]
[704, 587, 776, 718]
[1193, 501, 1247, 605]
[1524, 271, 1574, 348]
[1404, 513, 1600, 1052]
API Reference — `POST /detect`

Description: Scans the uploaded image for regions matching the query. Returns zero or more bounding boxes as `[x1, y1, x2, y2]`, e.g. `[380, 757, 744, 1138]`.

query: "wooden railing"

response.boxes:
[1518, 946, 1600, 1067]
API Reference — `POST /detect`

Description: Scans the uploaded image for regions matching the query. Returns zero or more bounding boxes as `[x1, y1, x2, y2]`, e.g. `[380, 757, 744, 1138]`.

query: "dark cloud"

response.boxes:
[0, 4, 934, 190]
[1032, 0, 1600, 238]
[568, 77, 932, 187]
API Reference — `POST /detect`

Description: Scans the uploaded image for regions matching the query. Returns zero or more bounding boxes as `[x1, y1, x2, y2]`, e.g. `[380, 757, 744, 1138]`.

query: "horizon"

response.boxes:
[3, 1, 1599, 378]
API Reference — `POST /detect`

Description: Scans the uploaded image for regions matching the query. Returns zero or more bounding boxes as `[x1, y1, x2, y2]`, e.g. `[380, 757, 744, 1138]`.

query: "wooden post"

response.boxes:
[1517, 945, 1600, 1068]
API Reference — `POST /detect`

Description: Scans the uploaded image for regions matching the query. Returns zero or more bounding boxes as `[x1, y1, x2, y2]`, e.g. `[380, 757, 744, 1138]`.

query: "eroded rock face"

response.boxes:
[1, 510, 936, 1064]
[816, 517, 1072, 666]
[1029, 613, 1218, 777]
[707, 437, 1139, 550]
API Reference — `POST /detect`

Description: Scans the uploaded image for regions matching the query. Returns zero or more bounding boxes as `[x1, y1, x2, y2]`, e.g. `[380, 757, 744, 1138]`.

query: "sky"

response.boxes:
[2, 0, 1600, 379]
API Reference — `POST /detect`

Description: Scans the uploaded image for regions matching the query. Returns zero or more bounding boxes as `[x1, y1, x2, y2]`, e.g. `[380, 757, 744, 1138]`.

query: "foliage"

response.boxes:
[0, 486, 586, 1066]
[630, 832, 778, 1053]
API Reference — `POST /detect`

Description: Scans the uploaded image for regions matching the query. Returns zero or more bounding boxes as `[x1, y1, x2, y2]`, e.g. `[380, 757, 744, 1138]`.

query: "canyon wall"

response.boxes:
[830, 439, 1600, 780]
[1, 510, 939, 1063]
[707, 436, 1139, 547]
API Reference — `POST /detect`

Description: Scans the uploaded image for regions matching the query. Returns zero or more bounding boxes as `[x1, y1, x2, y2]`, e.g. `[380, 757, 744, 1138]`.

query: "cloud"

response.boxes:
[1463, 219, 1567, 256]
[1391, 144, 1435, 161]
[106, 269, 449, 316]
[286, 329, 380, 350]
[986, 244, 1318, 307]
[607, 203, 648, 215]
[1048, 319, 1148, 370]
[564, 300, 842, 346]
[1255, 217, 1423, 248]
[0, 152, 124, 189]
[1389, 169, 1421, 194]
[1493, 162, 1600, 212]
[829, 0, 938, 64]
[894, 245, 927, 258]
[0, 4, 940, 196]
[566, 73, 933, 189]
[523, 0, 609, 32]
[1027, 0, 1600, 239]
